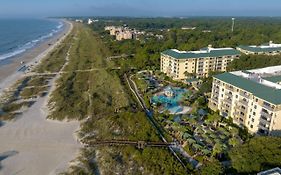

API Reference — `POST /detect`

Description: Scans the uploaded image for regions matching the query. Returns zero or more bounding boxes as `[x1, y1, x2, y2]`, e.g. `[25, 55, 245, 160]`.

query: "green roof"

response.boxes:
[162, 48, 241, 59]
[214, 72, 281, 105]
[186, 78, 199, 83]
[237, 45, 281, 53]
[264, 75, 281, 83]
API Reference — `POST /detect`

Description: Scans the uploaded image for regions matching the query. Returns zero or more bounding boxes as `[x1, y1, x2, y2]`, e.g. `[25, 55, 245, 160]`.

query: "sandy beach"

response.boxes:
[0, 19, 70, 95]
[0, 20, 82, 175]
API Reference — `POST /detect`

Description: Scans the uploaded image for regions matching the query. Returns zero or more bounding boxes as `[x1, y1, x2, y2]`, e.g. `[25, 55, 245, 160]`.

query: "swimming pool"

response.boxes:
[151, 86, 188, 114]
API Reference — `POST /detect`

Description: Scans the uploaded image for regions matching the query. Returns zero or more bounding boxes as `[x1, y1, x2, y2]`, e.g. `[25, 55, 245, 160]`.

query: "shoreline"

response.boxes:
[0, 19, 71, 95]
[0, 20, 82, 175]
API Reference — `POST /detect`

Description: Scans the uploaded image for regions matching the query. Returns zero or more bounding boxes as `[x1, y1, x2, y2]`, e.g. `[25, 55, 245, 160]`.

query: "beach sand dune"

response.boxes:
[0, 97, 80, 175]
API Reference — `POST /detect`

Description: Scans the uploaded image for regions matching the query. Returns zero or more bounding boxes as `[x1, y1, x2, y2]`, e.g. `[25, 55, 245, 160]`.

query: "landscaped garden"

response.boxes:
[133, 70, 247, 165]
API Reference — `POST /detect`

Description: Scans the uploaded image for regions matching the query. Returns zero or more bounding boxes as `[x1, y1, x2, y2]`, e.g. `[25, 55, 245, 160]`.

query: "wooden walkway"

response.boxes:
[85, 140, 176, 149]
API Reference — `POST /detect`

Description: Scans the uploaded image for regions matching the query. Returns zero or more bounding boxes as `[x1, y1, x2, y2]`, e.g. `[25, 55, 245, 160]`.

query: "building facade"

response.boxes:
[160, 46, 241, 79]
[116, 30, 134, 41]
[237, 41, 281, 55]
[105, 26, 135, 40]
[209, 65, 281, 136]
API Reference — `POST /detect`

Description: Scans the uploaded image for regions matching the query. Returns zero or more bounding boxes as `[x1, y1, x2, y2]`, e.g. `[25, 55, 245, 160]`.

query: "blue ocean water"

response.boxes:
[0, 19, 64, 61]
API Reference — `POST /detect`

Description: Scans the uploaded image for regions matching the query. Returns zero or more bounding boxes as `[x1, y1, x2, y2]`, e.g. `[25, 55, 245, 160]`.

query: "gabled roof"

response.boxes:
[214, 72, 281, 105]
[162, 48, 241, 59]
[237, 45, 281, 53]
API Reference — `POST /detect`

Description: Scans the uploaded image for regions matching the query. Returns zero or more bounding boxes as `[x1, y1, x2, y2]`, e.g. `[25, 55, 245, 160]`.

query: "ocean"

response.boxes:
[0, 19, 63, 62]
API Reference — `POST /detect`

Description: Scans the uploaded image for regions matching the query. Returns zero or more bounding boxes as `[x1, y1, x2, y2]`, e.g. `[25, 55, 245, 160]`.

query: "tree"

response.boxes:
[229, 137, 281, 174]
[206, 113, 221, 127]
[228, 137, 240, 147]
[184, 71, 196, 78]
[212, 143, 223, 158]
[199, 159, 224, 175]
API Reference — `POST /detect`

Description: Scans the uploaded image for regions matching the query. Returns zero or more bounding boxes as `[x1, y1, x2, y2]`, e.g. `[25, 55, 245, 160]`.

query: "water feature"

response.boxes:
[151, 86, 190, 114]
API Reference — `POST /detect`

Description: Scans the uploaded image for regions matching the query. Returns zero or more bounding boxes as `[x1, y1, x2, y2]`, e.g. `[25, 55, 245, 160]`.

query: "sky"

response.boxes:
[1, 0, 281, 18]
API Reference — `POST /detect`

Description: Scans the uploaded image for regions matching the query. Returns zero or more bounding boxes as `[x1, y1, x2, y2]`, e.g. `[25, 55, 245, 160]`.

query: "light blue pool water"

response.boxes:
[151, 86, 188, 114]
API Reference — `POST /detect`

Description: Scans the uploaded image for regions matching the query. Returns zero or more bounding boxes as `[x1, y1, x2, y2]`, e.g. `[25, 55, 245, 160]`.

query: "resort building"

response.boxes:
[209, 65, 281, 136]
[160, 45, 241, 79]
[116, 30, 134, 41]
[104, 26, 124, 36]
[105, 26, 135, 40]
[237, 41, 281, 55]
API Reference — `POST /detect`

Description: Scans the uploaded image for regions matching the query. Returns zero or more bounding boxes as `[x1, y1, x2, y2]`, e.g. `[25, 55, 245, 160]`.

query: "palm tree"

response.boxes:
[229, 137, 239, 147]
[184, 71, 196, 79]
[212, 143, 223, 158]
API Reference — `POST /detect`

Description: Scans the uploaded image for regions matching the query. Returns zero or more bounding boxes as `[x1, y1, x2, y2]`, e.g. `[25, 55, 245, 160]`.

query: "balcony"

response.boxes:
[233, 112, 246, 120]
[212, 97, 219, 103]
[260, 117, 271, 125]
[239, 92, 250, 98]
[258, 123, 270, 131]
[224, 98, 233, 105]
[225, 86, 234, 91]
[263, 104, 275, 111]
[260, 111, 273, 119]
[239, 99, 249, 106]
[225, 92, 233, 98]
[213, 85, 220, 90]
[234, 105, 247, 113]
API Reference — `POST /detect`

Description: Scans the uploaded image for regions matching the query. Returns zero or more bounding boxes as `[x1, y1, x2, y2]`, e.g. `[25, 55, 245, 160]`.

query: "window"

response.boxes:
[250, 125, 253, 128]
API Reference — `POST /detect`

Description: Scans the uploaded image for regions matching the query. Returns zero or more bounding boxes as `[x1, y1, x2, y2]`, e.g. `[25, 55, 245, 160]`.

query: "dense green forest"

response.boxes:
[90, 17, 281, 72]
[228, 137, 281, 174]
[228, 54, 281, 71]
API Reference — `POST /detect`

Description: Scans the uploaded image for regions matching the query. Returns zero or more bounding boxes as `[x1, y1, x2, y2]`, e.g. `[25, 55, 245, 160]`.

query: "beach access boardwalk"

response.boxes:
[24, 67, 122, 77]
[125, 74, 201, 170]
[84, 139, 176, 149]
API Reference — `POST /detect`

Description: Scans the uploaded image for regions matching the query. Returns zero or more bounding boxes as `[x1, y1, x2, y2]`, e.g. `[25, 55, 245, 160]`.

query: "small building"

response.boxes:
[237, 41, 281, 55]
[87, 19, 93, 25]
[202, 30, 212, 33]
[186, 78, 200, 86]
[257, 167, 281, 175]
[182, 27, 196, 30]
[75, 19, 83, 23]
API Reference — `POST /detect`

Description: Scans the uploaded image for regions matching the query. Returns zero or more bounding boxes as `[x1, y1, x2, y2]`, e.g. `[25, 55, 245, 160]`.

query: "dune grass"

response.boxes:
[48, 24, 129, 121]
[53, 24, 187, 175]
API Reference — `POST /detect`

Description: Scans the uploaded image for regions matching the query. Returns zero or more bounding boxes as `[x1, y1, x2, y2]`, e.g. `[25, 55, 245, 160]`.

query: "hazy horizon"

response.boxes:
[1, 0, 281, 18]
